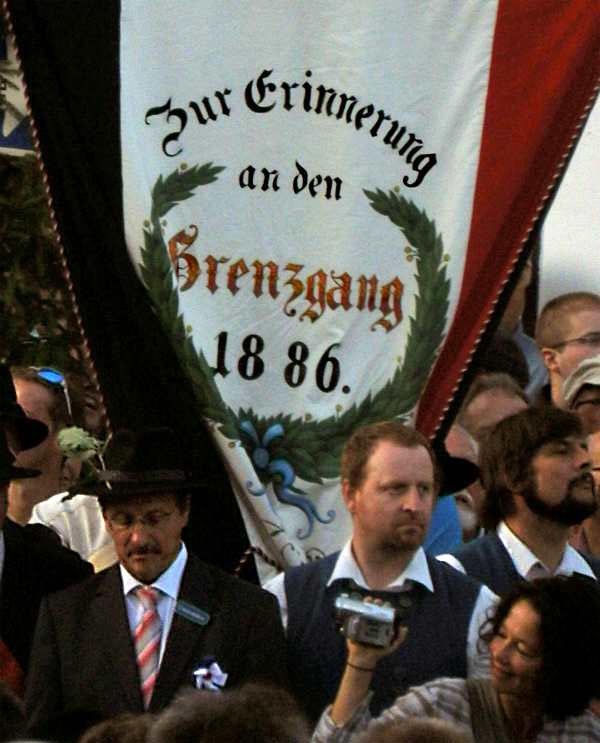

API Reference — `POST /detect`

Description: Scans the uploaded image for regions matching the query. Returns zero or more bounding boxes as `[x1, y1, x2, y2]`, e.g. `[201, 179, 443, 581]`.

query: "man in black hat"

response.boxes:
[25, 427, 287, 733]
[0, 428, 92, 695]
[266, 420, 495, 724]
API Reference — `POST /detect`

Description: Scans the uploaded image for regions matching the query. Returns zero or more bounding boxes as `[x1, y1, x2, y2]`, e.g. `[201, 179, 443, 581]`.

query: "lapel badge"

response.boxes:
[175, 599, 210, 626]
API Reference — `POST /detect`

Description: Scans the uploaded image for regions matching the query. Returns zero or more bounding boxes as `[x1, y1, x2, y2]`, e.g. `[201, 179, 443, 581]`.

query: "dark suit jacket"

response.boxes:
[0, 518, 93, 673]
[25, 552, 287, 728]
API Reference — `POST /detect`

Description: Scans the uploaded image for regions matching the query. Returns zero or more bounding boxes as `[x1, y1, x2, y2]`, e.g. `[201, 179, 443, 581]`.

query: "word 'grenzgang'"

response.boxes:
[168, 227, 403, 333]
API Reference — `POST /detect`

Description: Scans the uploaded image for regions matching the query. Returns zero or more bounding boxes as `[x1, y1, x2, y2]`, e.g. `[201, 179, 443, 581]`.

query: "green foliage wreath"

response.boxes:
[140, 165, 450, 487]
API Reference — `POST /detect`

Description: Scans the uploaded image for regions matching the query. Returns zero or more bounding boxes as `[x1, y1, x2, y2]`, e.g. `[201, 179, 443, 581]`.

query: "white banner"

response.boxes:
[121, 1, 498, 577]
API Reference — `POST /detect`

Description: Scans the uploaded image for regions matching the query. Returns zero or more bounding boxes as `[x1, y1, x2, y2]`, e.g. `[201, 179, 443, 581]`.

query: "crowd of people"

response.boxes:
[2, 287, 600, 742]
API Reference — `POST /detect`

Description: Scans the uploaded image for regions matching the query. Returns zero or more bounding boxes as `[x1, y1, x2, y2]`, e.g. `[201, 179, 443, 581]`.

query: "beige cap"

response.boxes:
[563, 353, 600, 407]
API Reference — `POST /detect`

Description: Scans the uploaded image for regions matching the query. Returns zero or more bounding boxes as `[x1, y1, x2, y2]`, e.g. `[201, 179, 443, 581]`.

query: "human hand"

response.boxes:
[345, 597, 408, 672]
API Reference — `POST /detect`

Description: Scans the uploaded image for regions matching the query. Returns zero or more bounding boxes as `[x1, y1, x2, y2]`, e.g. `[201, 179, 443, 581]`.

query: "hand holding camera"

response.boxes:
[333, 590, 410, 672]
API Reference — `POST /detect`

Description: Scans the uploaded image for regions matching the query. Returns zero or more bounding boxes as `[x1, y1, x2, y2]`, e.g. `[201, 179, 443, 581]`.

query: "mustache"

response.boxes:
[395, 513, 428, 526]
[569, 472, 595, 492]
[127, 544, 161, 557]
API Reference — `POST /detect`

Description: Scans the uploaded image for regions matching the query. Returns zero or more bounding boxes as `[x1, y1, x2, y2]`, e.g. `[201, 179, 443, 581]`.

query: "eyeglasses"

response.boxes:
[573, 396, 600, 411]
[108, 510, 174, 532]
[29, 366, 73, 420]
[553, 332, 600, 350]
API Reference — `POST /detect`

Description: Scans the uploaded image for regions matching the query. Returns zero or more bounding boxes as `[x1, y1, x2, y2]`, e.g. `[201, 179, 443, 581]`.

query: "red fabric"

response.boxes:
[134, 586, 161, 709]
[417, 0, 600, 436]
[0, 638, 24, 697]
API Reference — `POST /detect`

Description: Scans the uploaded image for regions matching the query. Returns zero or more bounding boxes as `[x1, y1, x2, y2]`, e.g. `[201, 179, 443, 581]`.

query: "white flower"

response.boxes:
[193, 661, 228, 692]
[58, 427, 102, 461]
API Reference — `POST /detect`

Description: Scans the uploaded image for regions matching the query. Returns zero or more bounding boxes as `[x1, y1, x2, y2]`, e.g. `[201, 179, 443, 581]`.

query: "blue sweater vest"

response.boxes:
[452, 532, 600, 596]
[284, 552, 480, 723]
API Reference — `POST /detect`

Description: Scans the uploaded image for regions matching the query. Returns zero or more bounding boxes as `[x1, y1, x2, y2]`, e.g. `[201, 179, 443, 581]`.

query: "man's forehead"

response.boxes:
[366, 440, 434, 470]
[105, 493, 179, 513]
[535, 435, 586, 453]
[14, 378, 54, 416]
[566, 308, 600, 334]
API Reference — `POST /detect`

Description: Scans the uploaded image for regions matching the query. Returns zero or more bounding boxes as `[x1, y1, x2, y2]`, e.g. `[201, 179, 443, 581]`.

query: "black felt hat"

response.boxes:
[434, 444, 480, 497]
[0, 430, 40, 482]
[82, 427, 197, 497]
[0, 364, 48, 450]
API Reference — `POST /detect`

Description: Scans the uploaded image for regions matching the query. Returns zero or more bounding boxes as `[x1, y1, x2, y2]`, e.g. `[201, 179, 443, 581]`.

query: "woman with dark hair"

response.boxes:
[312, 575, 600, 742]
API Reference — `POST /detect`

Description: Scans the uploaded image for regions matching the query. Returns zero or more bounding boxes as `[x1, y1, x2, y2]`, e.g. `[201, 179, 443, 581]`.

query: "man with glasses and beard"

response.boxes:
[440, 407, 600, 594]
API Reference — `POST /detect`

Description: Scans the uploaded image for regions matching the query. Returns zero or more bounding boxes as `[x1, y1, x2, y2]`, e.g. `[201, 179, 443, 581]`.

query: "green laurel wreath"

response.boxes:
[140, 165, 450, 485]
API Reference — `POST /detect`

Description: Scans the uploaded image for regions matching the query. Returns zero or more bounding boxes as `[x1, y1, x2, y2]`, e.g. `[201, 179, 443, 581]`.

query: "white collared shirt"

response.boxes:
[264, 542, 495, 678]
[30, 492, 117, 571]
[437, 521, 597, 581]
[120, 542, 188, 665]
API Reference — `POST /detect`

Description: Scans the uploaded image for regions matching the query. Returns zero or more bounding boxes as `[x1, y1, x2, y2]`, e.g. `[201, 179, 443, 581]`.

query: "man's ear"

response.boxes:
[341, 480, 356, 515]
[182, 495, 191, 526]
[541, 346, 560, 375]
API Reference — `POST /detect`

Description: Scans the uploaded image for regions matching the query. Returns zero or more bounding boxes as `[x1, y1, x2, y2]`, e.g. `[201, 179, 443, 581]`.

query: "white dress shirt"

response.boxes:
[30, 492, 117, 570]
[120, 542, 188, 665]
[265, 542, 496, 677]
[437, 520, 597, 581]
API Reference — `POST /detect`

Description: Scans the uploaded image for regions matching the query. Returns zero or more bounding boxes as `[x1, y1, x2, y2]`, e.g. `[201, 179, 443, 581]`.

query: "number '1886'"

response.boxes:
[212, 332, 341, 393]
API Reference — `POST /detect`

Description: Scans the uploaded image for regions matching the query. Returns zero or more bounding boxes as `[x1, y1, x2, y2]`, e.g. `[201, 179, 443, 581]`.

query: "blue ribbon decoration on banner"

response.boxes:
[240, 420, 335, 539]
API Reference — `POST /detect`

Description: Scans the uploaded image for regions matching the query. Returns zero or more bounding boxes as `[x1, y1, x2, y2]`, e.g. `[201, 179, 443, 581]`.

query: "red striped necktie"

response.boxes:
[134, 586, 162, 709]
[0, 638, 24, 696]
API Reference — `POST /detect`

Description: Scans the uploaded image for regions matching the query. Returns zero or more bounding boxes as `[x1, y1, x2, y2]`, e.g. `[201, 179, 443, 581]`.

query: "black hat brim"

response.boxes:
[1, 412, 48, 450]
[80, 476, 198, 498]
[0, 464, 41, 482]
[436, 450, 480, 497]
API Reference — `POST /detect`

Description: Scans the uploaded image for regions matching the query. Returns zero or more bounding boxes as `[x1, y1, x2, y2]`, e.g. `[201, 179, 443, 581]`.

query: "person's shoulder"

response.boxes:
[428, 552, 483, 588]
[36, 492, 100, 518]
[545, 709, 600, 739]
[451, 532, 495, 558]
[283, 551, 340, 584]
[186, 552, 275, 603]
[400, 677, 469, 710]
[22, 522, 92, 571]
[29, 491, 69, 521]
[42, 563, 113, 609]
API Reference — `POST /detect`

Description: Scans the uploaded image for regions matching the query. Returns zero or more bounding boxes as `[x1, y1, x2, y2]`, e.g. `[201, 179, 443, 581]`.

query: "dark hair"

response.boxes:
[341, 420, 439, 494]
[79, 712, 153, 743]
[148, 683, 310, 743]
[478, 407, 582, 529]
[355, 717, 472, 743]
[474, 331, 530, 390]
[480, 575, 600, 720]
[536, 291, 600, 348]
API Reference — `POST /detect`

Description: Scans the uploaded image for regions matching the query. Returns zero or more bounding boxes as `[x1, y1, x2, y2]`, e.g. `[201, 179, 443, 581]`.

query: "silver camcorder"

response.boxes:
[333, 594, 398, 648]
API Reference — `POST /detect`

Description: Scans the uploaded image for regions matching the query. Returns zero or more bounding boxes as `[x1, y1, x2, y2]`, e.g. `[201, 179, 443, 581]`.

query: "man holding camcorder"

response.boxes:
[266, 420, 496, 723]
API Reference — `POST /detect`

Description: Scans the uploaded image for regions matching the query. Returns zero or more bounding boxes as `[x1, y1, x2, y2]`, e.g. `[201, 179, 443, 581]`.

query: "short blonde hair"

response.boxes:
[535, 292, 600, 349]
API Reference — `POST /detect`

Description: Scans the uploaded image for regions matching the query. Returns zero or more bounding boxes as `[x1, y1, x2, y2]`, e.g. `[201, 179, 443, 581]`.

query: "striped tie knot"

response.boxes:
[134, 585, 162, 708]
[136, 585, 159, 610]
